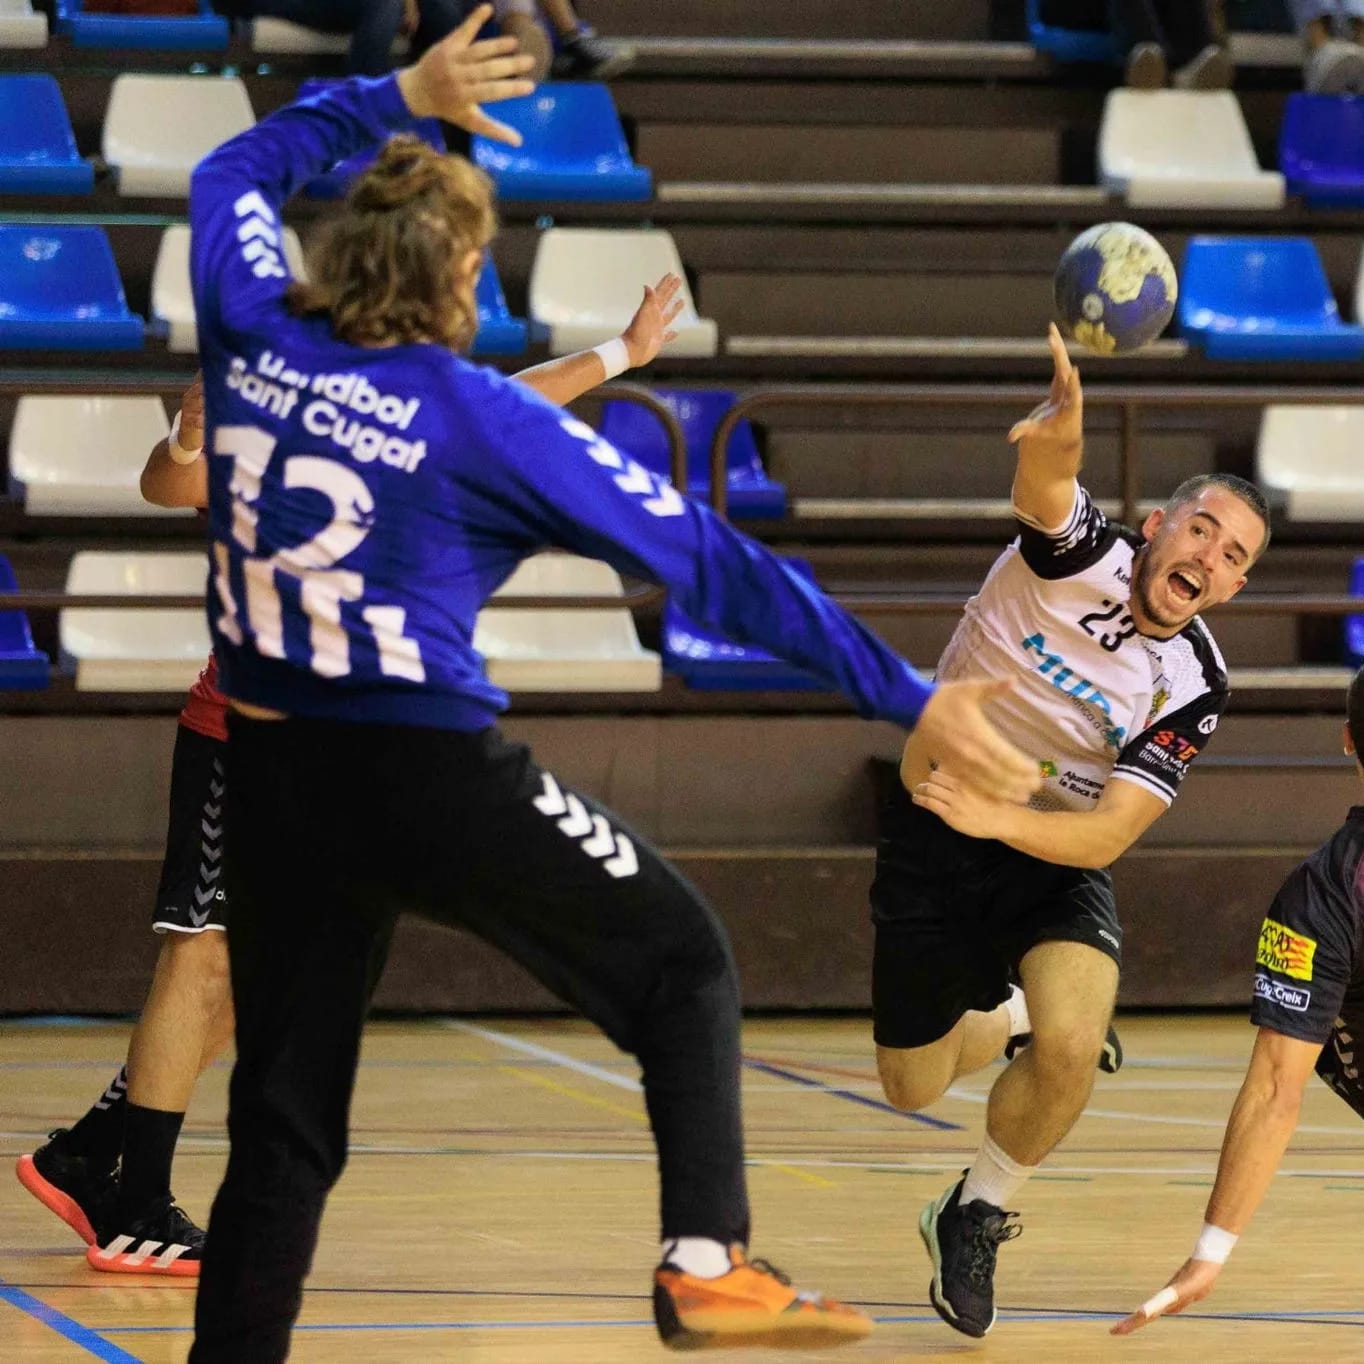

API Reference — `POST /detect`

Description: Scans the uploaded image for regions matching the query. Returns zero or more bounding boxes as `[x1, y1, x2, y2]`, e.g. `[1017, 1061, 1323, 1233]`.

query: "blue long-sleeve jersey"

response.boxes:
[188, 75, 935, 731]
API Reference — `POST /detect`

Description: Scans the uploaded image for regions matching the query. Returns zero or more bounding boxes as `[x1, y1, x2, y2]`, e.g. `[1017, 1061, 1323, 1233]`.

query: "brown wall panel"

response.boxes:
[0, 848, 1315, 1014]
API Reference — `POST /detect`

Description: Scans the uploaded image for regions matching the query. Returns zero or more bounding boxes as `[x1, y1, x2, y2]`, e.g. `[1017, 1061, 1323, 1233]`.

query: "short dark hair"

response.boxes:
[1349, 666, 1364, 759]
[1166, 473, 1272, 558]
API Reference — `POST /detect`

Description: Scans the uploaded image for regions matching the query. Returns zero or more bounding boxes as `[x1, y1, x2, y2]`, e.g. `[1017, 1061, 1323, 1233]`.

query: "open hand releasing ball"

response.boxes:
[1053, 222, 1177, 356]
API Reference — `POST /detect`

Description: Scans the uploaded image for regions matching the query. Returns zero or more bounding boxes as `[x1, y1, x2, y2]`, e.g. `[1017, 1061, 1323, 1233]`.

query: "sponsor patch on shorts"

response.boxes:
[1256, 917, 1317, 982]
[1254, 972, 1310, 1013]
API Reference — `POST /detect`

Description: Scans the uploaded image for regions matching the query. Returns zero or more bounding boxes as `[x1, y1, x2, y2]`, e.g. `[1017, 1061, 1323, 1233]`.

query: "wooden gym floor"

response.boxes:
[3, 1014, 1363, 1362]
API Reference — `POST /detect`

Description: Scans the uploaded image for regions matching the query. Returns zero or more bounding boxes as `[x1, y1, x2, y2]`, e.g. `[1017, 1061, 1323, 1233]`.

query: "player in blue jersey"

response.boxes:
[183, 11, 1042, 1359]
[18, 267, 691, 1277]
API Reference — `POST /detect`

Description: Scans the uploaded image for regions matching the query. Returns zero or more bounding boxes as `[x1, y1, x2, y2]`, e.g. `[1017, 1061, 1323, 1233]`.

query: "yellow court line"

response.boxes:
[500, 1065, 648, 1124]
[498, 1066, 836, 1189]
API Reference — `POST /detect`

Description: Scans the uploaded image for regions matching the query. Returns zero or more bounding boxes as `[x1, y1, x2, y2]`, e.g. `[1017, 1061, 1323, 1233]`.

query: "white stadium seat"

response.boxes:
[103, 74, 254, 197]
[9, 395, 192, 516]
[0, 0, 47, 49]
[1099, 90, 1285, 210]
[529, 228, 718, 357]
[152, 222, 306, 353]
[474, 553, 662, 692]
[60, 551, 210, 692]
[1256, 406, 1364, 522]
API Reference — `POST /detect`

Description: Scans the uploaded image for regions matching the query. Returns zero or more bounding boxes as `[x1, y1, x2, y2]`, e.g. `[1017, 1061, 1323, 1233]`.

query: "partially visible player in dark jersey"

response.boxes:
[14, 251, 703, 1278]
[875, 325, 1272, 1339]
[181, 12, 1042, 1360]
[1115, 666, 1364, 1335]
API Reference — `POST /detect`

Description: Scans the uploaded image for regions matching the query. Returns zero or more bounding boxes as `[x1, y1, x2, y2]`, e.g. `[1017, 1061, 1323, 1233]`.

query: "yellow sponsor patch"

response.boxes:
[1256, 917, 1317, 982]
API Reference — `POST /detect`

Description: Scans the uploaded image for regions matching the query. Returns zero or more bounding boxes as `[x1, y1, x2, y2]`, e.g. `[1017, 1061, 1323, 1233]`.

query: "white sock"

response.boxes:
[1004, 984, 1030, 1038]
[960, 1132, 1037, 1210]
[661, 1237, 732, 1278]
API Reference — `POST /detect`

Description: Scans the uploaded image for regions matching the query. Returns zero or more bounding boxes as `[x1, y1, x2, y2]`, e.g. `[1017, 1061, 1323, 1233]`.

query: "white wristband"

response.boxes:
[591, 337, 630, 381]
[168, 409, 202, 465]
[1192, 1222, 1238, 1264]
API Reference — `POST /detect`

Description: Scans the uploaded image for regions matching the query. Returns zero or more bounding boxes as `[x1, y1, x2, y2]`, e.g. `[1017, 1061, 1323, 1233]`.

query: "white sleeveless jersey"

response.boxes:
[936, 484, 1228, 814]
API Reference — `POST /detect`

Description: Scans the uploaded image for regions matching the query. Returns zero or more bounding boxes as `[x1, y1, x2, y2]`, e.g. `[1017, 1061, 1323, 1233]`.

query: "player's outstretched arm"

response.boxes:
[1010, 323, 1084, 532]
[1110, 1026, 1316, 1335]
[512, 274, 684, 408]
[140, 373, 208, 511]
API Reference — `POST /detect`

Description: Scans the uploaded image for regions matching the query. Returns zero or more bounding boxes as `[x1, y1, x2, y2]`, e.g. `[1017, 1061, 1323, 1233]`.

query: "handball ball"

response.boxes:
[1053, 222, 1177, 356]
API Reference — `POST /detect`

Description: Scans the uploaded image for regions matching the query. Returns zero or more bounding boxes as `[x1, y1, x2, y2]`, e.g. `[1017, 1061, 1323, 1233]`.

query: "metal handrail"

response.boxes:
[708, 382, 1364, 528]
[6, 592, 1362, 616]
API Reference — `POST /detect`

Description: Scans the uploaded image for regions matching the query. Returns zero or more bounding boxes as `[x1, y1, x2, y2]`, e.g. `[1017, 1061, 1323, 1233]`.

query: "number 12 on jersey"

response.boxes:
[211, 424, 425, 684]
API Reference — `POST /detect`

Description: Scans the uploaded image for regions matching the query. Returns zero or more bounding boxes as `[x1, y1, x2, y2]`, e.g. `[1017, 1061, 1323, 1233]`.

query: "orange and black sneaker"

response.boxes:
[653, 1245, 873, 1350]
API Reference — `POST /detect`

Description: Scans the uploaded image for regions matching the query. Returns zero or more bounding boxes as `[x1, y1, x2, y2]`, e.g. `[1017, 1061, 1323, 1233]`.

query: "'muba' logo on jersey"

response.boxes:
[1020, 633, 1126, 749]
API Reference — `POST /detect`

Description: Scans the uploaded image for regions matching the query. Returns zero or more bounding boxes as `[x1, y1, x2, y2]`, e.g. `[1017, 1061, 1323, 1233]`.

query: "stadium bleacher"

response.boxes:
[1, 0, 1362, 1016]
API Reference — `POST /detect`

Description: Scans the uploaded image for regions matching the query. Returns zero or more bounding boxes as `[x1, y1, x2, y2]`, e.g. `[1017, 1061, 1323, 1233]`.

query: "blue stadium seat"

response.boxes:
[663, 561, 828, 691]
[0, 553, 48, 690]
[471, 84, 652, 202]
[1347, 557, 1364, 667]
[470, 257, 528, 357]
[1279, 92, 1364, 207]
[1025, 0, 1117, 63]
[54, 0, 228, 49]
[0, 76, 91, 194]
[0, 226, 142, 350]
[598, 389, 786, 518]
[1177, 237, 1364, 361]
[299, 79, 445, 198]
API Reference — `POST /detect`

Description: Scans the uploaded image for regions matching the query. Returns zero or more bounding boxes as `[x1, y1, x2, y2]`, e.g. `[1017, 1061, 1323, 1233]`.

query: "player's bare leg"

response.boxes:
[876, 1002, 1011, 1113]
[127, 930, 234, 1113]
[989, 941, 1117, 1162]
[920, 941, 1118, 1337]
[86, 930, 233, 1274]
[17, 931, 233, 1273]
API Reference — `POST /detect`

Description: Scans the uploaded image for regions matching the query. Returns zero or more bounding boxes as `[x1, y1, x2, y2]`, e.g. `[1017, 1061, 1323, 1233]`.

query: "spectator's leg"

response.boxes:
[491, 1, 552, 81]
[1163, 1, 1232, 87]
[538, 0, 635, 79]
[1109, 0, 1168, 86]
[1296, 0, 1364, 89]
[1287, 1, 1338, 44]
[349, 0, 408, 74]
[1156, 0, 1216, 66]
[242, 0, 365, 38]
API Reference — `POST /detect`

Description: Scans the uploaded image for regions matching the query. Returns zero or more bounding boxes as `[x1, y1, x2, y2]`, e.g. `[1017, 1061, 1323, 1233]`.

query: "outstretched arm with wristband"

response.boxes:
[1111, 1025, 1318, 1335]
[141, 373, 208, 510]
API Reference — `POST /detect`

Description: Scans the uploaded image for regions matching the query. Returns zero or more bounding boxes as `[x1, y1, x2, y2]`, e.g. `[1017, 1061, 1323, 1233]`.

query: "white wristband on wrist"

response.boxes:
[168, 410, 202, 465]
[591, 337, 630, 381]
[1193, 1222, 1237, 1264]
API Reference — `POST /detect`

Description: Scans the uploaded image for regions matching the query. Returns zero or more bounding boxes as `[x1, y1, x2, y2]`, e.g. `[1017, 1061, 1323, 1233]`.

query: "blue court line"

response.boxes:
[0, 1278, 142, 1362]
[94, 1308, 1364, 1336]
[742, 1057, 963, 1131]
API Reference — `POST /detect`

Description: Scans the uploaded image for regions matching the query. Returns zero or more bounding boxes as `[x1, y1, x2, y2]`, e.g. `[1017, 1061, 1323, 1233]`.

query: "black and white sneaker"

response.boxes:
[87, 1196, 205, 1277]
[1004, 1022, 1123, 1075]
[551, 26, 635, 81]
[15, 1129, 119, 1247]
[919, 1177, 1021, 1338]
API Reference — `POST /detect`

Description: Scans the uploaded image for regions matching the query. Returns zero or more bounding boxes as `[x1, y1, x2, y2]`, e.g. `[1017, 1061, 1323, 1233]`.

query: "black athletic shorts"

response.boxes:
[153, 725, 228, 934]
[871, 780, 1122, 1050]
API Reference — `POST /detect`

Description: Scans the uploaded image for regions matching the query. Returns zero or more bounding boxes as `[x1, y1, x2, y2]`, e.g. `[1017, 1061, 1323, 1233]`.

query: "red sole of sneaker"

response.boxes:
[15, 1156, 97, 1246]
[86, 1247, 200, 1277]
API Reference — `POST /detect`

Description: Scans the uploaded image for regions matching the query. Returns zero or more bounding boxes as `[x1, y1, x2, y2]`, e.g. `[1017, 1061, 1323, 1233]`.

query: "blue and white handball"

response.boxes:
[1053, 222, 1177, 356]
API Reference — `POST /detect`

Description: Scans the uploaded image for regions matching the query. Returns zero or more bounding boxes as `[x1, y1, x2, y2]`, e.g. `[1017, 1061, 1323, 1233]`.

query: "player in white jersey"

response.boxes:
[872, 325, 1272, 1338]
